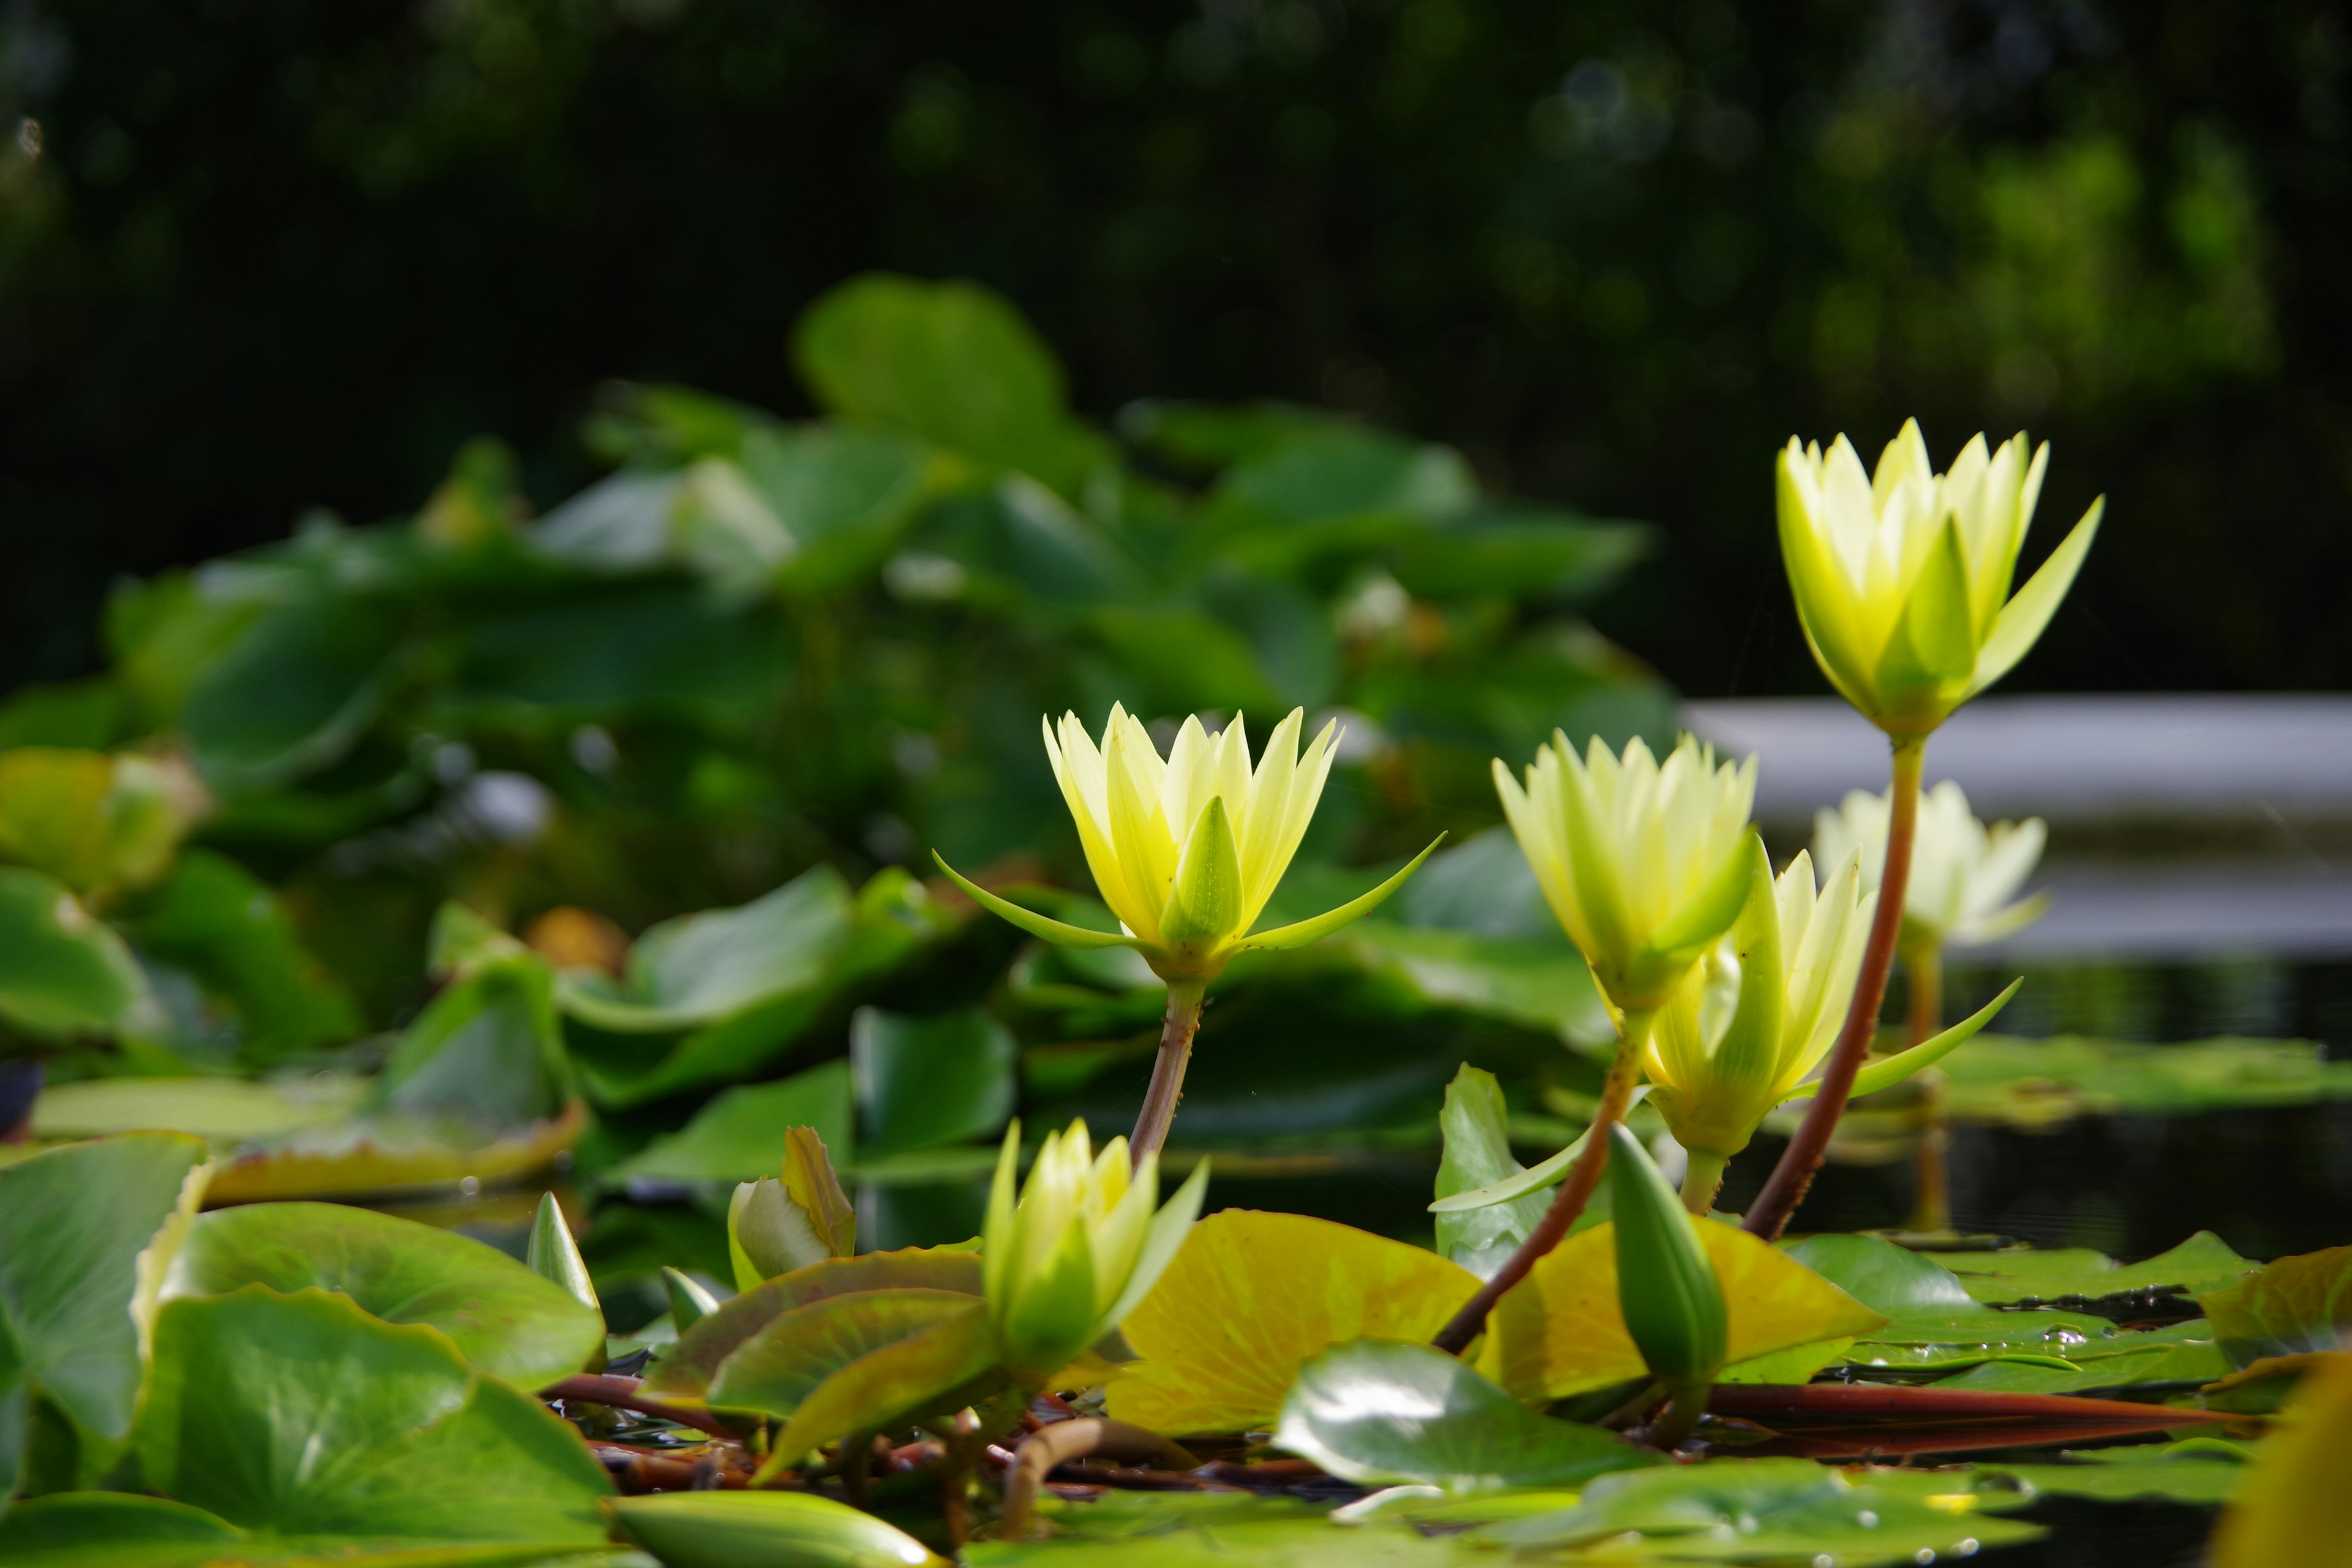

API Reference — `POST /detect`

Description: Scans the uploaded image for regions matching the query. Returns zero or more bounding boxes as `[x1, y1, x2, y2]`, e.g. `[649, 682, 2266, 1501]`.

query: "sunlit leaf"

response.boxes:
[2211, 1352, 2352, 1567]
[1275, 1338, 1657, 1492]
[965, 1490, 1466, 1567]
[1786, 1233, 2125, 1371]
[0, 1492, 625, 1567]
[0, 867, 154, 1040]
[0, 748, 200, 902]
[609, 1061, 854, 1186]
[135, 1286, 612, 1542]
[1431, 1065, 1547, 1280]
[1481, 1221, 1885, 1402]
[1972, 1439, 2253, 1507]
[0, 1133, 210, 1502]
[761, 1302, 1000, 1479]
[1920, 1231, 2258, 1305]
[556, 866, 853, 1033]
[162, 1202, 603, 1389]
[32, 1074, 366, 1145]
[197, 1101, 587, 1205]
[1105, 1210, 1479, 1436]
[1937, 1034, 2352, 1125]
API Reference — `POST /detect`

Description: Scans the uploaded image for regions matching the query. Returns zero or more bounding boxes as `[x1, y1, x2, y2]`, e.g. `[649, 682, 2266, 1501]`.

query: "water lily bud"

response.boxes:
[1814, 780, 2049, 951]
[727, 1125, 856, 1290]
[937, 706, 1437, 984]
[1777, 420, 2102, 736]
[1606, 1123, 1726, 1392]
[527, 1191, 600, 1315]
[660, 1266, 719, 1332]
[982, 1118, 1208, 1384]
[1491, 734, 1757, 1011]
[609, 1490, 949, 1568]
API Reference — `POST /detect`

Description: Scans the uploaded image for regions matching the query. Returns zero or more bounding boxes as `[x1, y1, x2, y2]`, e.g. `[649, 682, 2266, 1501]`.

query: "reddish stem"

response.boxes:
[542, 1373, 741, 1441]
[1130, 981, 1206, 1169]
[1744, 734, 1926, 1242]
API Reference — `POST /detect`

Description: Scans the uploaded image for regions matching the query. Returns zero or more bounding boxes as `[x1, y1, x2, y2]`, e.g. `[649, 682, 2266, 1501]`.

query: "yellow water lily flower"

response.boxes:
[936, 705, 1436, 984]
[1647, 842, 2020, 1212]
[1492, 733, 1757, 1013]
[1813, 780, 2049, 951]
[983, 1118, 1207, 1384]
[1777, 420, 2103, 736]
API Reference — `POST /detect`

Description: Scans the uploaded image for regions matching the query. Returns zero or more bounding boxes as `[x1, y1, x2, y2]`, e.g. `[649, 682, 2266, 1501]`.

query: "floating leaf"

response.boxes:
[1474, 1457, 2045, 1563]
[609, 1061, 854, 1185]
[611, 1489, 948, 1568]
[0, 748, 200, 902]
[2201, 1243, 2352, 1365]
[0, 1491, 622, 1567]
[852, 1006, 1018, 1160]
[199, 1101, 587, 1205]
[760, 1302, 1000, 1479]
[0, 867, 154, 1040]
[1105, 1211, 1479, 1436]
[0, 1133, 209, 1501]
[1920, 1231, 2258, 1306]
[124, 850, 360, 1060]
[707, 1288, 984, 1420]
[160, 1202, 603, 1389]
[1972, 1439, 2253, 1507]
[1785, 1234, 2123, 1372]
[32, 1074, 366, 1145]
[1481, 1221, 1885, 1402]
[135, 1286, 612, 1542]
[1937, 1034, 2352, 1125]
[179, 590, 407, 791]
[646, 1248, 982, 1400]
[1923, 1318, 2232, 1395]
[1431, 1065, 1548, 1280]
[965, 1489, 1464, 1567]
[1274, 1338, 1657, 1492]
[558, 867, 853, 1034]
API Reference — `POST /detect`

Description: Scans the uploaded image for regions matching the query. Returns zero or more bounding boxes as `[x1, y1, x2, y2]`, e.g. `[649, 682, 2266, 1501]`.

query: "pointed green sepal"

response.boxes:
[527, 1192, 600, 1315]
[1968, 497, 2104, 699]
[1101, 1157, 1210, 1330]
[932, 853, 1144, 951]
[1235, 835, 1445, 953]
[1624, 831, 1758, 1005]
[1781, 977, 2022, 1106]
[1428, 1086, 1653, 1213]
[1161, 796, 1244, 944]
[661, 1267, 720, 1332]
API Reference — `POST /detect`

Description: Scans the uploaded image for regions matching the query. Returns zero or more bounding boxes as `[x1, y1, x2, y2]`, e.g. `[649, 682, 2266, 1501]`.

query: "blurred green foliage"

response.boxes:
[0, 0, 2343, 704]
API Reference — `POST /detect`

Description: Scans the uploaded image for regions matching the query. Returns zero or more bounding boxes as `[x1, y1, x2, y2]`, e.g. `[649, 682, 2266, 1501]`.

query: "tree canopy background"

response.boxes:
[0, 0, 2343, 701]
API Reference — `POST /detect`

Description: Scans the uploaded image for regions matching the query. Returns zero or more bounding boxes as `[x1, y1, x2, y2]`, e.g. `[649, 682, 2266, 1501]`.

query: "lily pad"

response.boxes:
[1938, 1035, 2352, 1125]
[852, 1006, 1017, 1159]
[1273, 1338, 1657, 1492]
[1970, 1440, 2253, 1506]
[1923, 1318, 2233, 1395]
[1919, 1231, 2258, 1306]
[159, 1202, 604, 1389]
[1431, 1065, 1547, 1281]
[644, 1248, 981, 1400]
[1104, 1210, 1479, 1436]
[1785, 1234, 2124, 1372]
[135, 1286, 612, 1543]
[0, 867, 154, 1040]
[0, 1131, 210, 1500]
[607, 1060, 855, 1186]
[761, 1300, 1000, 1478]
[1481, 1221, 1885, 1403]
[0, 1493, 623, 1568]
[2199, 1243, 2352, 1365]
[31, 1074, 368, 1144]
[1475, 1457, 2045, 1563]
[706, 1288, 982, 1419]
[555, 865, 852, 1033]
[966, 1490, 1467, 1567]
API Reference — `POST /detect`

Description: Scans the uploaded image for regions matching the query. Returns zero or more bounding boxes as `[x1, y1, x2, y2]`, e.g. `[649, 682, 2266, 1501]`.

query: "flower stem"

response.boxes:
[1431, 1007, 1656, 1356]
[1129, 979, 1207, 1169]
[1679, 1149, 1729, 1215]
[1644, 1379, 1711, 1451]
[1904, 935, 1951, 1234]
[1743, 733, 1927, 1242]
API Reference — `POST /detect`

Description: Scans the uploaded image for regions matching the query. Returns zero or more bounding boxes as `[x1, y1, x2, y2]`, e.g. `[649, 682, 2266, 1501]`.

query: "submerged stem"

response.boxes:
[1902, 938, 1952, 1234]
[1129, 980, 1207, 1169]
[1743, 734, 1927, 1243]
[1678, 1148, 1730, 1215]
[1430, 1008, 1656, 1356]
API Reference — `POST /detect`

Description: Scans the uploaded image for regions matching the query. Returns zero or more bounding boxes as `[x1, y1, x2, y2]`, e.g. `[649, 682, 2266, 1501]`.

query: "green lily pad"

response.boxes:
[0, 867, 154, 1040]
[1475, 1457, 2045, 1563]
[852, 1006, 1016, 1160]
[1924, 1319, 2232, 1395]
[610, 1485, 948, 1567]
[555, 866, 852, 1033]
[1919, 1231, 2258, 1306]
[159, 1202, 604, 1389]
[706, 1288, 983, 1420]
[1968, 1439, 2253, 1507]
[1939, 1035, 2352, 1125]
[761, 1300, 1000, 1479]
[0, 1131, 210, 1499]
[135, 1286, 612, 1543]
[1786, 1234, 2122, 1370]
[644, 1248, 981, 1400]
[2200, 1243, 2352, 1365]
[1273, 1338, 1657, 1493]
[0, 1492, 623, 1567]
[31, 1075, 368, 1144]
[966, 1490, 1468, 1567]
[606, 1060, 854, 1185]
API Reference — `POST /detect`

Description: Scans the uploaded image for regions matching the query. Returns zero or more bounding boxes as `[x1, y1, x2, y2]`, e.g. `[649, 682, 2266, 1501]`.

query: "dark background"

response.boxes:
[2, 0, 2345, 702]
